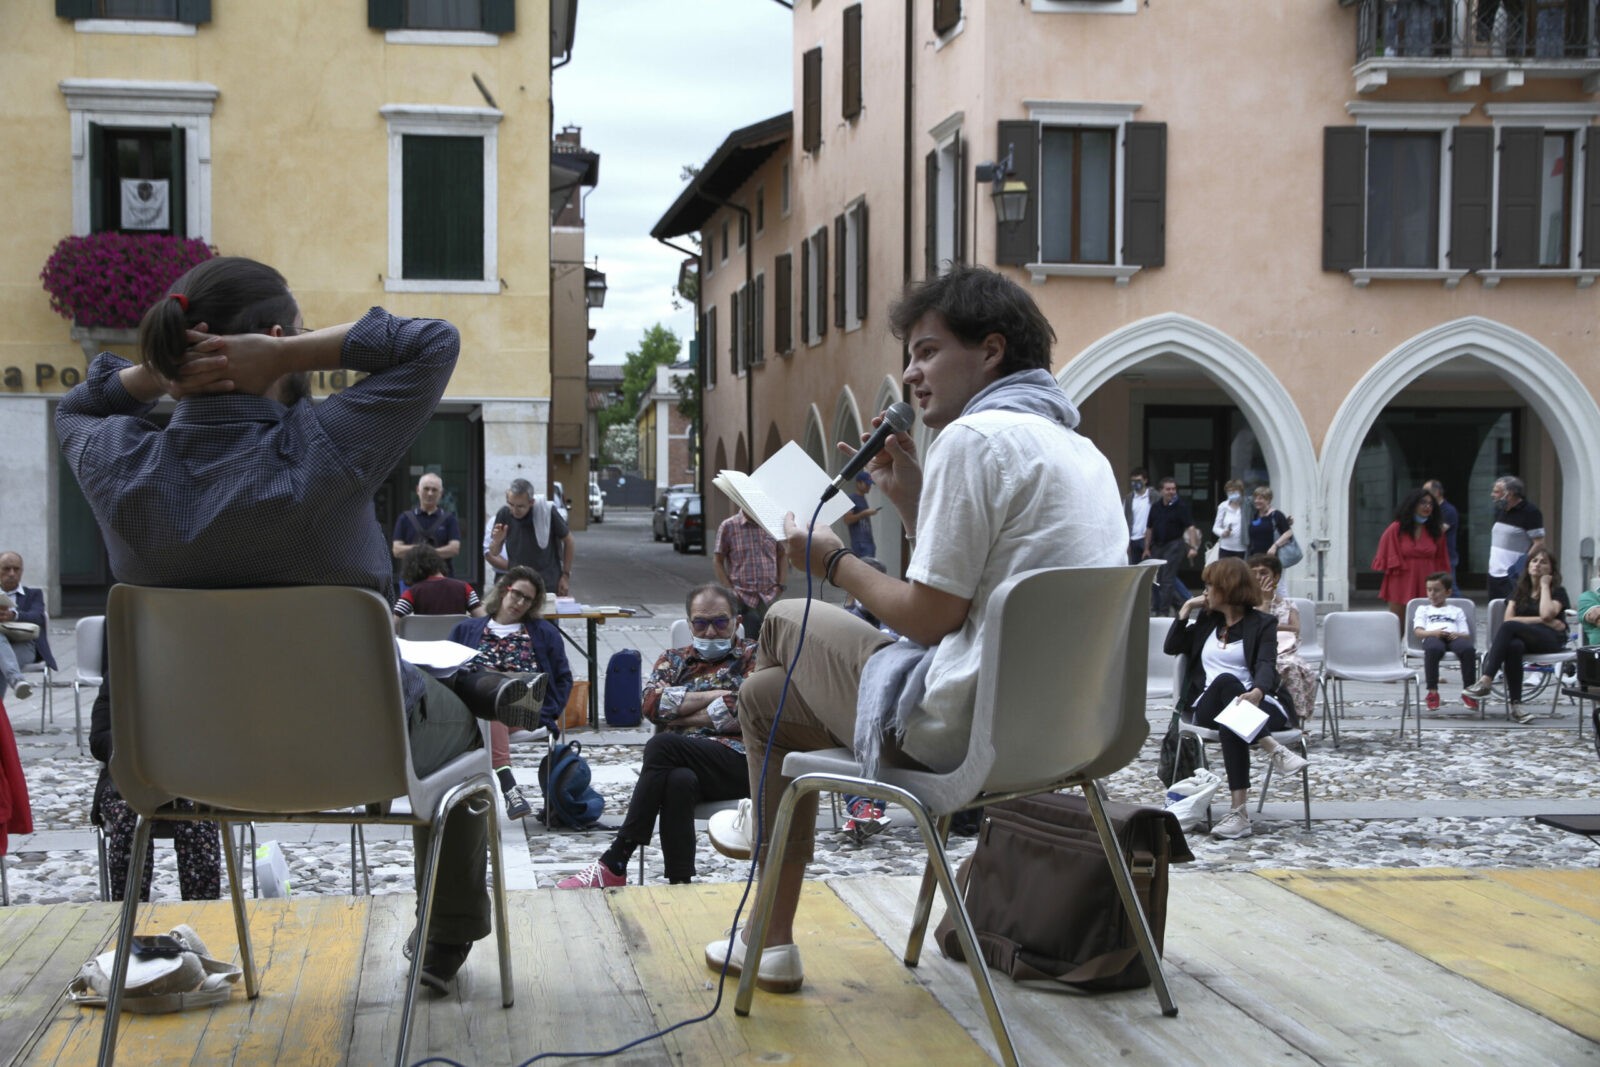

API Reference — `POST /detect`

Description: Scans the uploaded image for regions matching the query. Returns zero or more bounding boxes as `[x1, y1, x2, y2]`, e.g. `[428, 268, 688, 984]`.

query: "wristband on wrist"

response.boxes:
[824, 548, 856, 585]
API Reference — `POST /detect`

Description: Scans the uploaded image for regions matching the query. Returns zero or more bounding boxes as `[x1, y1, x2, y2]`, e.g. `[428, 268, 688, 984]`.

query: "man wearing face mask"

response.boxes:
[557, 583, 756, 888]
[1124, 467, 1159, 566]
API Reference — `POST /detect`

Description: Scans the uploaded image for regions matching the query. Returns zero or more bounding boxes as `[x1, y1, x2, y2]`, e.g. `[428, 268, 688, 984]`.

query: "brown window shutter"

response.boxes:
[729, 287, 741, 375]
[800, 238, 811, 344]
[843, 5, 863, 121]
[934, 0, 961, 36]
[803, 48, 823, 153]
[1322, 127, 1366, 271]
[954, 130, 967, 265]
[925, 149, 940, 277]
[1450, 126, 1493, 270]
[1584, 128, 1600, 268]
[1497, 127, 1543, 268]
[705, 308, 717, 386]
[834, 214, 847, 328]
[754, 273, 766, 363]
[995, 120, 1040, 265]
[855, 200, 869, 318]
[744, 283, 755, 368]
[774, 253, 792, 354]
[1123, 122, 1166, 268]
[817, 226, 829, 338]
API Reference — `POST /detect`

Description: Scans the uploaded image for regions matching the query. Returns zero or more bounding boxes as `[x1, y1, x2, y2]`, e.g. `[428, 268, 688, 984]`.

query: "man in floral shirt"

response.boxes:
[558, 583, 755, 887]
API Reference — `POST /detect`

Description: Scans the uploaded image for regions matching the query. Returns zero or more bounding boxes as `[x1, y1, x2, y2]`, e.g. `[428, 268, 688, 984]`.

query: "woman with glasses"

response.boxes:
[448, 566, 573, 820]
[558, 583, 756, 888]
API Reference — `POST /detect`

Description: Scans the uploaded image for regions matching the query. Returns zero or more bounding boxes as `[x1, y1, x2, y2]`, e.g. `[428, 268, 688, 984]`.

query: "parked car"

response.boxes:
[663, 490, 696, 542]
[588, 480, 605, 523]
[673, 494, 705, 554]
[652, 483, 695, 541]
[551, 480, 569, 522]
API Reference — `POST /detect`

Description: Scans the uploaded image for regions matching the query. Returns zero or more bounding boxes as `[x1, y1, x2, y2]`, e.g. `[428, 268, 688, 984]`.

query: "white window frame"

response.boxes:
[1032, 0, 1136, 14]
[73, 19, 196, 36]
[1347, 102, 1473, 287]
[843, 196, 864, 331]
[929, 112, 963, 275]
[1480, 102, 1600, 286]
[381, 104, 502, 294]
[1024, 100, 1142, 283]
[384, 30, 499, 46]
[61, 79, 218, 240]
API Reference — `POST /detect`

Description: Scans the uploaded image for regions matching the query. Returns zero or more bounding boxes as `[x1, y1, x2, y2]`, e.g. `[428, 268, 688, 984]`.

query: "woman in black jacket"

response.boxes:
[1165, 557, 1309, 840]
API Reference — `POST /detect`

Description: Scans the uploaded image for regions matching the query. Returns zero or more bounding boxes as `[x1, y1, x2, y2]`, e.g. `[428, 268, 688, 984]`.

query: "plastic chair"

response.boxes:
[1481, 599, 1577, 719]
[733, 563, 1173, 1067]
[1145, 616, 1185, 702]
[1401, 596, 1478, 714]
[394, 612, 471, 641]
[60, 615, 105, 754]
[98, 585, 513, 1067]
[1288, 598, 1322, 667]
[1178, 699, 1312, 830]
[1318, 612, 1420, 744]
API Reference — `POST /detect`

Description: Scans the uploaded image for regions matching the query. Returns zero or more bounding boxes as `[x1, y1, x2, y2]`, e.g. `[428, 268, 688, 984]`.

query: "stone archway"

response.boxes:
[832, 386, 864, 458]
[801, 404, 828, 472]
[1320, 317, 1600, 602]
[1060, 313, 1319, 594]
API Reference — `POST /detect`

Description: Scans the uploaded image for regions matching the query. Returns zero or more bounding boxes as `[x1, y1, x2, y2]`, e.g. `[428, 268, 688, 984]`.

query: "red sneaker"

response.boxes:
[1460, 693, 1480, 711]
[1425, 691, 1441, 711]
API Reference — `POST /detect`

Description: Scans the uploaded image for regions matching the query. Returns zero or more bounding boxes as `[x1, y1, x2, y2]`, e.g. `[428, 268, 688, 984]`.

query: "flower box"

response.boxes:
[41, 232, 215, 332]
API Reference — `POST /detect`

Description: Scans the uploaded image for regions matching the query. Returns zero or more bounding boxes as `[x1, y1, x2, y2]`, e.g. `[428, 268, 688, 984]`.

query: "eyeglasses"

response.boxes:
[689, 615, 731, 633]
[503, 588, 538, 604]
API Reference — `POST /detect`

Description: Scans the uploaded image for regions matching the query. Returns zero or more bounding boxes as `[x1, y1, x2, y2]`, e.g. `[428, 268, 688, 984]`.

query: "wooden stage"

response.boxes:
[0, 869, 1594, 1066]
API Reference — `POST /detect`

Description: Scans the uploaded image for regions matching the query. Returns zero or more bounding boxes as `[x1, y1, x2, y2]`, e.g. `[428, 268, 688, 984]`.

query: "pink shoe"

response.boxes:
[556, 859, 626, 890]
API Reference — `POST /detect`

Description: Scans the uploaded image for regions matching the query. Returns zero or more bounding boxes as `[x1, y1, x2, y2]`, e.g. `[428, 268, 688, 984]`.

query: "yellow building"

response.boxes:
[0, 0, 577, 608]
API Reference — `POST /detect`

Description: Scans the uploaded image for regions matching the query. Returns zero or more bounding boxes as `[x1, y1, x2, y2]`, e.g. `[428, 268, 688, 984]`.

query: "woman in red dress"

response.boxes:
[1372, 487, 1451, 622]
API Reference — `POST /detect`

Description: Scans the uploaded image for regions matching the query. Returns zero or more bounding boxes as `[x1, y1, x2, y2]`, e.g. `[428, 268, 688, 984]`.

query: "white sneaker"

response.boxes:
[1211, 806, 1252, 840]
[1266, 744, 1308, 776]
[704, 928, 803, 994]
[11, 679, 32, 701]
[707, 799, 755, 859]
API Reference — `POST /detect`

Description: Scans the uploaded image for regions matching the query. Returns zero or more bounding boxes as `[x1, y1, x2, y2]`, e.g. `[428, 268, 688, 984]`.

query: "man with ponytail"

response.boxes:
[56, 256, 501, 994]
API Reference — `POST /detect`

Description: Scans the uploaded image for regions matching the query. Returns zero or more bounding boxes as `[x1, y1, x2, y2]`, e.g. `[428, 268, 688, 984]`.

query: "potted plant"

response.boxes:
[40, 232, 215, 354]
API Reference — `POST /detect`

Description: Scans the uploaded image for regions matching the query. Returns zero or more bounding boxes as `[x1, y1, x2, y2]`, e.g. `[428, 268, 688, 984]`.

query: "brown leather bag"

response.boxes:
[935, 792, 1192, 991]
[562, 680, 590, 731]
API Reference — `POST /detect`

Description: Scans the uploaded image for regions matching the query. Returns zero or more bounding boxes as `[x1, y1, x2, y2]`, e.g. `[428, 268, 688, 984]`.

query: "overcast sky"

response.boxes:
[554, 0, 793, 366]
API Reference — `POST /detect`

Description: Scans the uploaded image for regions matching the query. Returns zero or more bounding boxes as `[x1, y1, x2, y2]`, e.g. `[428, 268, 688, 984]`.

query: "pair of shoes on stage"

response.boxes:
[703, 926, 803, 993]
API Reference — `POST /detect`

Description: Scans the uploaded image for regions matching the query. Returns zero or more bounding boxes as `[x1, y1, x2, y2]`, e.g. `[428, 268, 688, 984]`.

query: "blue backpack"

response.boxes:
[537, 740, 605, 829]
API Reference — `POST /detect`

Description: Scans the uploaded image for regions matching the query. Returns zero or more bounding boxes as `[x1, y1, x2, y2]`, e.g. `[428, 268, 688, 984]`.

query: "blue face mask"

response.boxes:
[1414, 513, 1429, 525]
[1227, 493, 1241, 503]
[693, 636, 733, 660]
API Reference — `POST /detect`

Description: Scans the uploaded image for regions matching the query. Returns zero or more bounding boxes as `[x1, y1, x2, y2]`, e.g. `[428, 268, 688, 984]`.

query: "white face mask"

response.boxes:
[1227, 492, 1241, 503]
[692, 636, 733, 660]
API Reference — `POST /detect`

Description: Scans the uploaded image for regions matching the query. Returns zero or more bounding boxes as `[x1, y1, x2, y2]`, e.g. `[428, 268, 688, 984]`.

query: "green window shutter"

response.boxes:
[1123, 122, 1166, 268]
[368, 0, 404, 29]
[402, 135, 484, 280]
[1583, 128, 1600, 268]
[855, 200, 868, 318]
[482, 0, 515, 33]
[800, 237, 811, 344]
[834, 213, 846, 329]
[1497, 127, 1543, 268]
[843, 5, 863, 121]
[924, 149, 939, 277]
[1449, 126, 1493, 270]
[168, 125, 187, 237]
[774, 253, 792, 353]
[817, 226, 828, 338]
[89, 122, 105, 233]
[175, 0, 211, 24]
[802, 48, 823, 153]
[953, 130, 966, 265]
[934, 0, 961, 36]
[1322, 126, 1366, 271]
[995, 120, 1039, 266]
[56, 0, 95, 17]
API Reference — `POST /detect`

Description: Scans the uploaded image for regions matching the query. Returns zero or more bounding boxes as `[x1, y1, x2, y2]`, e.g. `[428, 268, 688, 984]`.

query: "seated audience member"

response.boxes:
[1167, 557, 1309, 840]
[448, 567, 573, 820]
[1578, 579, 1600, 647]
[1464, 546, 1570, 723]
[0, 551, 57, 700]
[558, 583, 756, 888]
[1248, 553, 1319, 732]
[1414, 571, 1478, 712]
[393, 543, 484, 620]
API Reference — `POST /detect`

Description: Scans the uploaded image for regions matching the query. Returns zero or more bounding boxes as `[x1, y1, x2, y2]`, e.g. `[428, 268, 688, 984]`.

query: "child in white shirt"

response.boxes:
[1414, 571, 1477, 711]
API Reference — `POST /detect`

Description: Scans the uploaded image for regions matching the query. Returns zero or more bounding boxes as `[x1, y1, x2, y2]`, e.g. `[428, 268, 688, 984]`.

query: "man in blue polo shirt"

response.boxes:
[1143, 476, 1200, 615]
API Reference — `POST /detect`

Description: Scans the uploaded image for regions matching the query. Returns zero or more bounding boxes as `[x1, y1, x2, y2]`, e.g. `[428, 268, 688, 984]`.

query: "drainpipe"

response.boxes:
[656, 235, 703, 493]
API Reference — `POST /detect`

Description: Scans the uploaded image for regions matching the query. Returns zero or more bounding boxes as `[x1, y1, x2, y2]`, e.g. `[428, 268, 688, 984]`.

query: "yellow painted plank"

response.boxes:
[1263, 868, 1600, 1043]
[1484, 868, 1600, 923]
[0, 904, 118, 1067]
[618, 881, 991, 1065]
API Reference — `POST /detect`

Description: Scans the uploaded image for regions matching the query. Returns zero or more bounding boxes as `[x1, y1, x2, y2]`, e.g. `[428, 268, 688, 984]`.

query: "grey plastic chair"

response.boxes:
[97, 585, 512, 1067]
[64, 614, 104, 753]
[1288, 597, 1322, 667]
[732, 563, 1174, 1067]
[1146, 615, 1184, 702]
[1178, 709, 1312, 830]
[394, 612, 472, 641]
[1318, 611, 1420, 744]
[1483, 598, 1577, 719]
[1402, 596, 1479, 715]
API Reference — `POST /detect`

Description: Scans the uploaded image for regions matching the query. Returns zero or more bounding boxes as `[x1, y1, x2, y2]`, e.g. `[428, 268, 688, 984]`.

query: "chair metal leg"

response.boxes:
[901, 814, 950, 968]
[480, 779, 516, 1009]
[732, 782, 803, 1018]
[1299, 738, 1312, 831]
[218, 819, 259, 999]
[1, 855, 8, 907]
[95, 825, 110, 902]
[97, 817, 153, 1067]
[350, 824, 371, 896]
[400, 807, 449, 1067]
[1081, 784, 1178, 1018]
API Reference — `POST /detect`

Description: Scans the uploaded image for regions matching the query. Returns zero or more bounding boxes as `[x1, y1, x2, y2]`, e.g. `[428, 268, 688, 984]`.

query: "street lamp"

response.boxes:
[974, 144, 1030, 225]
[585, 267, 608, 310]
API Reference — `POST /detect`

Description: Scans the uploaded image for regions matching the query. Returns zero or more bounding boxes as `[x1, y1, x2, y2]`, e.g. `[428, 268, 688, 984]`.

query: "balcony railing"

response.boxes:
[1356, 0, 1599, 62]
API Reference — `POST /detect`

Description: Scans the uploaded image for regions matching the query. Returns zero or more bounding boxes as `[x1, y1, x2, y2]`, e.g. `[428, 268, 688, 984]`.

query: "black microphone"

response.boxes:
[820, 402, 915, 502]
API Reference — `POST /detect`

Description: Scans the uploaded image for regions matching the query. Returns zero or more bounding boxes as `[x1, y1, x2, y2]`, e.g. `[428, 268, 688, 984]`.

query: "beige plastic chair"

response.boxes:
[394, 612, 471, 641]
[1318, 611, 1420, 743]
[97, 585, 512, 1067]
[732, 563, 1173, 1067]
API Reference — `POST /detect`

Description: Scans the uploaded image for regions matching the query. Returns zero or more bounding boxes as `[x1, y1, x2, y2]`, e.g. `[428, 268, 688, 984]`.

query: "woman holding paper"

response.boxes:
[1165, 556, 1309, 840]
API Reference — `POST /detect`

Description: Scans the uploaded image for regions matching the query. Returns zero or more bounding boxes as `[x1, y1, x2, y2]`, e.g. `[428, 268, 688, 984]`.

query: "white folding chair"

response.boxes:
[733, 564, 1174, 1067]
[98, 585, 513, 1067]
[1318, 611, 1421, 744]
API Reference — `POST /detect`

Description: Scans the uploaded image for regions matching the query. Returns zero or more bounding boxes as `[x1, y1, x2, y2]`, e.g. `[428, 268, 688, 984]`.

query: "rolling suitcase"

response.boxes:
[603, 649, 643, 727]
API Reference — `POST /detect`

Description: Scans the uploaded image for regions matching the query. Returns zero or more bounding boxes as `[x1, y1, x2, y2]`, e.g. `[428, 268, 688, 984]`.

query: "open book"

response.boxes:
[712, 441, 855, 541]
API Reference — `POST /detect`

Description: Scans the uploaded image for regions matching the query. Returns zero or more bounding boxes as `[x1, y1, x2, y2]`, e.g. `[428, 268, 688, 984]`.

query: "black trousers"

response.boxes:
[1422, 636, 1476, 689]
[1480, 620, 1565, 702]
[1189, 674, 1291, 793]
[608, 732, 748, 882]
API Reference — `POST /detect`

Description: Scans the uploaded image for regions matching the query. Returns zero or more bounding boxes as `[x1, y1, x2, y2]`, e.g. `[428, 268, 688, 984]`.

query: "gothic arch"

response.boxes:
[1320, 317, 1600, 602]
[832, 386, 864, 455]
[802, 403, 828, 471]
